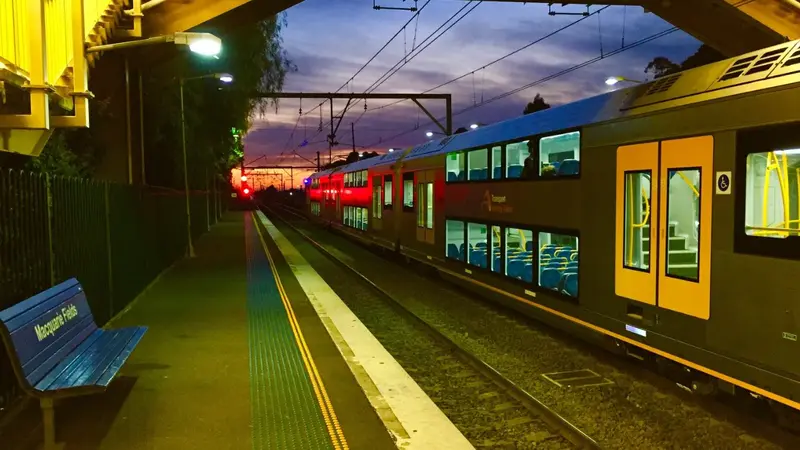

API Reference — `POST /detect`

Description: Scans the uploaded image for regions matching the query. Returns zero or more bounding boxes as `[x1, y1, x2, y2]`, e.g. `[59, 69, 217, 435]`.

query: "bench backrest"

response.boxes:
[0, 278, 98, 390]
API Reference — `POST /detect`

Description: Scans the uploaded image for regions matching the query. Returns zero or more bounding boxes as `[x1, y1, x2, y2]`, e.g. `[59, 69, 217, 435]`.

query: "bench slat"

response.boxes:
[94, 327, 147, 388]
[0, 279, 80, 324]
[32, 329, 106, 392]
[4, 284, 83, 333]
[38, 329, 123, 391]
[51, 328, 145, 390]
[6, 291, 97, 382]
[23, 315, 97, 385]
[37, 327, 146, 391]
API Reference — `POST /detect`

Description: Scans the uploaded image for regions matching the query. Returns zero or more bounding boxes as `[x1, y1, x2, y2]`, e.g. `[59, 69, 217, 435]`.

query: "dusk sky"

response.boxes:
[243, 0, 703, 187]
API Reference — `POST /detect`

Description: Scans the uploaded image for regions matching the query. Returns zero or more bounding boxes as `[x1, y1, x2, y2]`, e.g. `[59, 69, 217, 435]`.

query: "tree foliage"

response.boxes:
[523, 93, 551, 115]
[644, 44, 726, 79]
[18, 14, 294, 187]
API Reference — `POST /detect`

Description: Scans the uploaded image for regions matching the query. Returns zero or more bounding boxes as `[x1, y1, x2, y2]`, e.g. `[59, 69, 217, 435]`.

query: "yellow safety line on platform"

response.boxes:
[252, 213, 349, 450]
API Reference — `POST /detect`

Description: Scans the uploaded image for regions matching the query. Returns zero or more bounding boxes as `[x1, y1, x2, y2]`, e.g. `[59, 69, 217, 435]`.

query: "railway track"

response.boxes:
[261, 202, 600, 450]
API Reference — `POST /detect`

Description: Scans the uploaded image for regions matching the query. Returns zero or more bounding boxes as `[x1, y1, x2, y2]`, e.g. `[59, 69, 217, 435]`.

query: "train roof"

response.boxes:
[308, 38, 800, 178]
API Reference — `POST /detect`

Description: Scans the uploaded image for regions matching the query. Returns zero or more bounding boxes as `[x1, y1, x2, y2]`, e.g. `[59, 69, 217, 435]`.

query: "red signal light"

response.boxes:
[241, 175, 247, 182]
[243, 188, 250, 195]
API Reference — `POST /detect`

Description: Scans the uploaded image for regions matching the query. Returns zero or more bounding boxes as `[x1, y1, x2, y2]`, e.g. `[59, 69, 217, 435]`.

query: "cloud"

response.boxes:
[243, 0, 703, 175]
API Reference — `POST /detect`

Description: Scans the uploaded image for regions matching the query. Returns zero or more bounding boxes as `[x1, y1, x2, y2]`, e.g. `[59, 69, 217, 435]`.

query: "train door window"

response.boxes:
[540, 131, 580, 177]
[446, 152, 465, 182]
[344, 206, 351, 227]
[372, 176, 382, 219]
[490, 225, 503, 274]
[506, 141, 530, 179]
[538, 232, 578, 297]
[467, 148, 488, 181]
[446, 220, 465, 261]
[403, 172, 414, 210]
[361, 207, 368, 230]
[624, 171, 652, 271]
[417, 183, 425, 227]
[665, 168, 701, 281]
[426, 183, 434, 229]
[384, 175, 393, 209]
[467, 223, 488, 268]
[505, 228, 533, 282]
[491, 146, 503, 179]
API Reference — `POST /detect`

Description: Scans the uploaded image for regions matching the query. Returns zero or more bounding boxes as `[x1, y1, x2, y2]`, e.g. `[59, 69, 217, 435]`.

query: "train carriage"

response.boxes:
[306, 39, 800, 414]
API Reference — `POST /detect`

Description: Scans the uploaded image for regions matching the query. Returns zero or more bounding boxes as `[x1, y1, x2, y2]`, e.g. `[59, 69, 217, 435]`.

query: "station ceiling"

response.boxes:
[482, 0, 800, 57]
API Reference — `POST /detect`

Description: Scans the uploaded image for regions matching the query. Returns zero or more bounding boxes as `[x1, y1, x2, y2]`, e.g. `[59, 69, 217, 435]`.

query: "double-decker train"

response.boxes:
[305, 39, 800, 416]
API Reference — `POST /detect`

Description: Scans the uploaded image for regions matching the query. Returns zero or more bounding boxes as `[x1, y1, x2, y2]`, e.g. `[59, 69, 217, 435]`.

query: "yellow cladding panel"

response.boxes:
[0, 0, 31, 80]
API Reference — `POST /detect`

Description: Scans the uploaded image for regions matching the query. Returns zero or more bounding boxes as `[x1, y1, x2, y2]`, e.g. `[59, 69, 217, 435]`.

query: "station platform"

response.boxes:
[2, 211, 471, 449]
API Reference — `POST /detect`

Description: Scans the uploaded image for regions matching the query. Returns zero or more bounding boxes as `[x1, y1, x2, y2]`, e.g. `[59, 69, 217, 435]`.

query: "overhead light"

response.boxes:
[174, 32, 222, 56]
[470, 123, 479, 129]
[605, 76, 620, 86]
[425, 131, 434, 138]
[218, 73, 233, 83]
[775, 148, 800, 155]
[388, 148, 394, 153]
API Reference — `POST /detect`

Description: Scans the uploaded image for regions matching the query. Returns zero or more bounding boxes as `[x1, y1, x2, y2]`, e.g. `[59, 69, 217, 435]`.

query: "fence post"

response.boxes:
[104, 183, 114, 318]
[205, 169, 210, 231]
[45, 174, 56, 286]
[212, 177, 218, 224]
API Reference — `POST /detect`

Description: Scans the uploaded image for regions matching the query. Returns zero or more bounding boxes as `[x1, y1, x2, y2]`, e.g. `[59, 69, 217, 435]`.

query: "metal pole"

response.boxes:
[329, 100, 334, 166]
[317, 151, 321, 172]
[445, 95, 453, 136]
[180, 79, 196, 257]
[205, 167, 210, 232]
[139, 71, 146, 184]
[290, 167, 294, 190]
[351, 122, 356, 151]
[125, 56, 133, 184]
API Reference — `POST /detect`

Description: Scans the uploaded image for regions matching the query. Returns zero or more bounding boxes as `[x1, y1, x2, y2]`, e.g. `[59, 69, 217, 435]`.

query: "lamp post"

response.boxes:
[605, 76, 643, 86]
[179, 73, 233, 257]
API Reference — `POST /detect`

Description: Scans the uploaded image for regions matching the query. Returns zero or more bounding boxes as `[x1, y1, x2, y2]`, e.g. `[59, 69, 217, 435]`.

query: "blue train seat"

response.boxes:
[522, 264, 533, 282]
[525, 241, 533, 251]
[541, 247, 556, 257]
[557, 159, 580, 176]
[562, 272, 578, 297]
[447, 172, 460, 182]
[507, 165, 523, 178]
[508, 260, 524, 279]
[494, 167, 502, 179]
[494, 257, 501, 272]
[475, 242, 487, 249]
[447, 244, 459, 259]
[554, 250, 571, 259]
[540, 268, 561, 289]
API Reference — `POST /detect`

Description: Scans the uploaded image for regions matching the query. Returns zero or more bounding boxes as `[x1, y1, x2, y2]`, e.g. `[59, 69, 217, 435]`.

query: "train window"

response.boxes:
[384, 175, 393, 209]
[468, 149, 488, 181]
[417, 183, 425, 228]
[491, 146, 503, 179]
[361, 170, 368, 187]
[372, 177, 382, 219]
[446, 152, 465, 182]
[540, 131, 580, 177]
[624, 171, 652, 271]
[506, 141, 530, 179]
[744, 150, 800, 239]
[538, 232, 578, 297]
[490, 225, 502, 274]
[665, 168, 701, 282]
[505, 228, 533, 282]
[311, 202, 320, 216]
[403, 172, 414, 210]
[446, 220, 465, 261]
[467, 223, 488, 268]
[344, 206, 351, 227]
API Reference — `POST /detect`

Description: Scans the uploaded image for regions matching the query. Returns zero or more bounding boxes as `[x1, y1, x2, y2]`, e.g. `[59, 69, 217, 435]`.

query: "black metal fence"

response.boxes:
[0, 169, 228, 414]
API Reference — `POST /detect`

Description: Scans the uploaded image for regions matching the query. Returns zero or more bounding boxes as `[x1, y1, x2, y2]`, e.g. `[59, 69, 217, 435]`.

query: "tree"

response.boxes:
[644, 44, 725, 80]
[523, 93, 550, 115]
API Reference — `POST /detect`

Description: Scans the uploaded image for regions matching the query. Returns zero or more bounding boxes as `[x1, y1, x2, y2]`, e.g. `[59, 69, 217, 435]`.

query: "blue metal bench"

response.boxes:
[0, 278, 147, 450]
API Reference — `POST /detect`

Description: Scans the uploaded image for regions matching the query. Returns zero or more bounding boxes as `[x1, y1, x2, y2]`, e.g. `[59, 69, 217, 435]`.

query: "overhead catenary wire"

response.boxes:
[362, 25, 679, 148]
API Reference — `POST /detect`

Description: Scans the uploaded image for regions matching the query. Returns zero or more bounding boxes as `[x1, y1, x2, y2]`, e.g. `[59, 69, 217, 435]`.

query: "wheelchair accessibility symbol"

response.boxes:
[716, 171, 731, 195]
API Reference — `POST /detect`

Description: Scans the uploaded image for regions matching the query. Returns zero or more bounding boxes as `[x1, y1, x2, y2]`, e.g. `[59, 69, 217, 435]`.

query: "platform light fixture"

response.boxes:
[425, 131, 434, 138]
[470, 123, 479, 129]
[218, 73, 234, 83]
[86, 32, 223, 57]
[388, 148, 395, 152]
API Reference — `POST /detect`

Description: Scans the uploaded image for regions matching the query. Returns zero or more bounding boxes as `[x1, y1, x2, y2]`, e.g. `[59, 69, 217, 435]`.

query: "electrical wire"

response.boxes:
[362, 25, 679, 148]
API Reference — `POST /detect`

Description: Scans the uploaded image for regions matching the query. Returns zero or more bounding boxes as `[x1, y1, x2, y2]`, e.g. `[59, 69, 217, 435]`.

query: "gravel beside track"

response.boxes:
[272, 204, 800, 450]
[263, 207, 586, 449]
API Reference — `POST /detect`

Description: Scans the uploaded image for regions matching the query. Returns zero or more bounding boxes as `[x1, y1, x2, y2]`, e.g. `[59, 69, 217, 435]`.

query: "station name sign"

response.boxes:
[34, 304, 79, 342]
